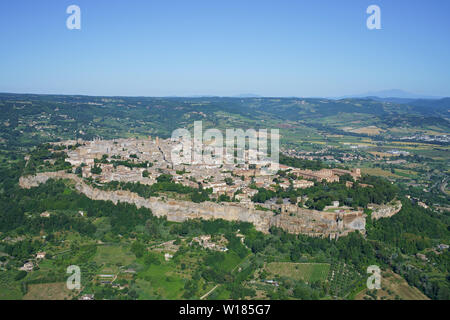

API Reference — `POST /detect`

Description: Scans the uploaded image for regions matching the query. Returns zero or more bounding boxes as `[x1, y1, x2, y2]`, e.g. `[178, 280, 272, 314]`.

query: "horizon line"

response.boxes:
[0, 91, 447, 101]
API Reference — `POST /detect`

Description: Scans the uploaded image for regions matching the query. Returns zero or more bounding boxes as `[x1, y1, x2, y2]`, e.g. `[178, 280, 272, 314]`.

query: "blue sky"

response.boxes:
[0, 0, 449, 97]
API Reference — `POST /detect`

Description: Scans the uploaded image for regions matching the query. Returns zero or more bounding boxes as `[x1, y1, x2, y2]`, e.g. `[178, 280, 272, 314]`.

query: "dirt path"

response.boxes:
[200, 284, 219, 300]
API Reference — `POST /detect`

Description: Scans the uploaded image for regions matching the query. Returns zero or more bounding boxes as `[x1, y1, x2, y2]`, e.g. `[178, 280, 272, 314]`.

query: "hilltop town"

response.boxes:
[59, 136, 362, 207]
[18, 136, 400, 239]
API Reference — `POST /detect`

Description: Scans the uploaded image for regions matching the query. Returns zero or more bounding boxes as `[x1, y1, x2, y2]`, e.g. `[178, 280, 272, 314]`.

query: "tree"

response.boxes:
[91, 164, 102, 175]
[75, 166, 83, 177]
[224, 177, 234, 186]
[131, 241, 145, 258]
[289, 195, 297, 204]
[156, 174, 173, 183]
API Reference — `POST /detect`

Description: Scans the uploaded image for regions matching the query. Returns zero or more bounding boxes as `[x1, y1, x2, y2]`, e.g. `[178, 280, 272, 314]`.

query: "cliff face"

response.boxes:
[19, 172, 366, 237]
[19, 171, 273, 233]
[370, 201, 402, 220]
[271, 207, 366, 239]
[76, 182, 274, 233]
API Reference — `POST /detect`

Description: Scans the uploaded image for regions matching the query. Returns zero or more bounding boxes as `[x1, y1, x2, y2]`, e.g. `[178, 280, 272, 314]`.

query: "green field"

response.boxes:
[135, 262, 186, 300]
[94, 244, 136, 273]
[0, 272, 23, 300]
[265, 262, 330, 283]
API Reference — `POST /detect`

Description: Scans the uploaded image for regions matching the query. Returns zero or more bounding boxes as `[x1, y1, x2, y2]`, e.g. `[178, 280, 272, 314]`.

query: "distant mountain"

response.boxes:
[233, 93, 262, 98]
[335, 89, 442, 101]
[408, 97, 450, 114]
[365, 96, 416, 104]
[164, 93, 262, 98]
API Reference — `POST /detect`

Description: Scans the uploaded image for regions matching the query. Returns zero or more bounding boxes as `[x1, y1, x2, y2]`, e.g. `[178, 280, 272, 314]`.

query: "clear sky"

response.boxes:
[0, 0, 449, 97]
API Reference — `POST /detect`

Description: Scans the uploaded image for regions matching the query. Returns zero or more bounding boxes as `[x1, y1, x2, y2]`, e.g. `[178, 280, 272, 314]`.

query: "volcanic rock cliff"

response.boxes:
[19, 171, 366, 237]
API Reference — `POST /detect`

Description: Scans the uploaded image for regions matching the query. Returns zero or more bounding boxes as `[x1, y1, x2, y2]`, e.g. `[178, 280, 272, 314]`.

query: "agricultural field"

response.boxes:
[94, 244, 136, 274]
[265, 262, 330, 283]
[135, 261, 186, 300]
[361, 167, 399, 178]
[23, 282, 74, 300]
[355, 270, 430, 300]
[344, 126, 384, 135]
[327, 261, 364, 298]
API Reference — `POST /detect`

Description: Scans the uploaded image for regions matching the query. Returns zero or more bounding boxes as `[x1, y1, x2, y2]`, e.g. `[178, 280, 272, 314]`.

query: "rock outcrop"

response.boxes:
[370, 201, 402, 220]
